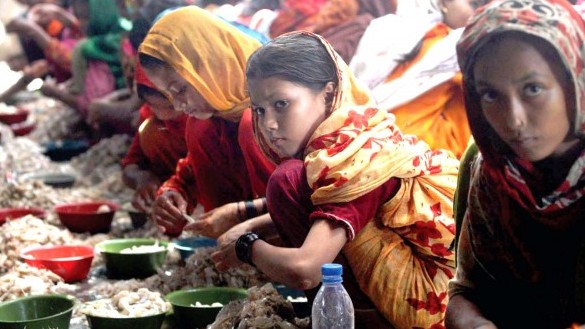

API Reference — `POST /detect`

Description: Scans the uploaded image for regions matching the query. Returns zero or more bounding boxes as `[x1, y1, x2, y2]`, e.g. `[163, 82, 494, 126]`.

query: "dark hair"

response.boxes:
[246, 33, 337, 92]
[139, 53, 167, 70]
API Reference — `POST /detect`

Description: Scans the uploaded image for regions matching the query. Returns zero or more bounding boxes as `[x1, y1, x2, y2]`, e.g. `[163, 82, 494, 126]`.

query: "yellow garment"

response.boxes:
[385, 23, 470, 158]
[254, 32, 459, 328]
[139, 6, 261, 122]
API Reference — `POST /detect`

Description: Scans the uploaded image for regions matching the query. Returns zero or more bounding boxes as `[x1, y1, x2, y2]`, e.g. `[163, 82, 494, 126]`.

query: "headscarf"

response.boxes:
[457, 0, 585, 215]
[251, 32, 459, 327]
[139, 6, 262, 122]
[80, 0, 126, 88]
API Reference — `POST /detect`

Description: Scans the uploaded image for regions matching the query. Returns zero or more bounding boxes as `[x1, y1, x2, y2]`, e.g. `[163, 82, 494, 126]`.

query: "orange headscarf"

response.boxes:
[139, 6, 261, 122]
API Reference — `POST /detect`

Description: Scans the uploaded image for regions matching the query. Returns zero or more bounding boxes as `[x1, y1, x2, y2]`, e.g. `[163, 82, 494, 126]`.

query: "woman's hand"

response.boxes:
[183, 202, 240, 238]
[132, 175, 161, 213]
[152, 190, 188, 236]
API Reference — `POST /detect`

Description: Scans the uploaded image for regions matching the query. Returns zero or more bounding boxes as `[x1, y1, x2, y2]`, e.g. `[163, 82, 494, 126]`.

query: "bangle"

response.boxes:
[235, 232, 260, 266]
[260, 197, 267, 214]
[236, 202, 243, 222]
[245, 200, 256, 220]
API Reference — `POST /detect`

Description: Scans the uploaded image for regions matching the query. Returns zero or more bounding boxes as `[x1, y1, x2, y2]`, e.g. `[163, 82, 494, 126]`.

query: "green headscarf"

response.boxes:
[80, 0, 127, 88]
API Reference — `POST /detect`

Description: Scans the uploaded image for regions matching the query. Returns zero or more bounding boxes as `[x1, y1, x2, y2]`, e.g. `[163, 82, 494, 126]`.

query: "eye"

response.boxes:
[524, 83, 543, 97]
[274, 100, 288, 109]
[252, 106, 265, 116]
[478, 89, 498, 104]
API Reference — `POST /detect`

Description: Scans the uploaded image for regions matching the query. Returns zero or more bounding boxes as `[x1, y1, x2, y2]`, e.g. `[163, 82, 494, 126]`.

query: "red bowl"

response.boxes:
[0, 107, 29, 124]
[10, 121, 36, 136]
[0, 207, 47, 225]
[20, 245, 94, 282]
[54, 201, 120, 234]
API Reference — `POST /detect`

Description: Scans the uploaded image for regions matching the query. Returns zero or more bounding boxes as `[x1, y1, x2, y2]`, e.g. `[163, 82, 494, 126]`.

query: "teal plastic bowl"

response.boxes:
[166, 287, 248, 328]
[0, 294, 74, 329]
[172, 236, 217, 261]
[86, 311, 167, 329]
[96, 239, 169, 279]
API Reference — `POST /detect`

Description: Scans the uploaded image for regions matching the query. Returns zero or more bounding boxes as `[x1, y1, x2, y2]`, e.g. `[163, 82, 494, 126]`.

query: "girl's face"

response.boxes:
[249, 76, 334, 159]
[143, 93, 182, 121]
[473, 37, 579, 162]
[145, 63, 217, 120]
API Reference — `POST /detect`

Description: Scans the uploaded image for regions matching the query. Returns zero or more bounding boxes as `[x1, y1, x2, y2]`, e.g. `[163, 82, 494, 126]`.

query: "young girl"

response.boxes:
[137, 6, 275, 237]
[121, 62, 187, 213]
[213, 32, 460, 328]
[446, 0, 585, 328]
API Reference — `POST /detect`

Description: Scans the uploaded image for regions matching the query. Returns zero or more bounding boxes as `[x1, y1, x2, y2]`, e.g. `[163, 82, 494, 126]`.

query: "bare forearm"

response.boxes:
[445, 294, 497, 329]
[123, 165, 152, 190]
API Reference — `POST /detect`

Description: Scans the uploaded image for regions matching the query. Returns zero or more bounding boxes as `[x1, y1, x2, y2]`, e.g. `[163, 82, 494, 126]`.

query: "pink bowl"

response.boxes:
[0, 207, 47, 225]
[0, 108, 29, 124]
[54, 201, 120, 234]
[20, 245, 94, 282]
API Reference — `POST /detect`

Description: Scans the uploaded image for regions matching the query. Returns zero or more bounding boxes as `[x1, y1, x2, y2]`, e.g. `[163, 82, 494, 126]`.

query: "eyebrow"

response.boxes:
[474, 71, 546, 87]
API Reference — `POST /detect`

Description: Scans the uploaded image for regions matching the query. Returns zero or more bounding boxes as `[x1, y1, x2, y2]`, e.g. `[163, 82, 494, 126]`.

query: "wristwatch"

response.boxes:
[235, 232, 261, 266]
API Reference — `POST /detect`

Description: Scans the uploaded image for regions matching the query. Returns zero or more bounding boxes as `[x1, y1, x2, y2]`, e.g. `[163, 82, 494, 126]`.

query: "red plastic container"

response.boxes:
[20, 245, 94, 282]
[54, 201, 120, 234]
[10, 121, 36, 136]
[0, 207, 47, 225]
[0, 108, 29, 124]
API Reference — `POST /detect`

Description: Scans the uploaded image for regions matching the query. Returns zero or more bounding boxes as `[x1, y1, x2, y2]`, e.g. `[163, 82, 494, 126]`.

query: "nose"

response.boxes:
[505, 97, 526, 132]
[172, 96, 187, 113]
[263, 110, 278, 131]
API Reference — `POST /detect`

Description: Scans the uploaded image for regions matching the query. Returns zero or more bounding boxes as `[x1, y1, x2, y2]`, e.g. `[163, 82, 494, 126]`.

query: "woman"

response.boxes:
[446, 0, 585, 328]
[138, 6, 275, 237]
[213, 32, 459, 328]
[350, 0, 488, 158]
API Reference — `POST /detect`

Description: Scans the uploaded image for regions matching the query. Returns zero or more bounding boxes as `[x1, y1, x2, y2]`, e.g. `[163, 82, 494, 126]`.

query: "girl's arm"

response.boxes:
[213, 219, 347, 290]
[445, 216, 497, 329]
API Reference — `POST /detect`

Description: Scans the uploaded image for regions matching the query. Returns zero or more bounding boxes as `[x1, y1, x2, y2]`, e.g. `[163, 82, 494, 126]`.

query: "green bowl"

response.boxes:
[86, 312, 167, 329]
[0, 294, 74, 329]
[96, 239, 169, 279]
[166, 287, 248, 328]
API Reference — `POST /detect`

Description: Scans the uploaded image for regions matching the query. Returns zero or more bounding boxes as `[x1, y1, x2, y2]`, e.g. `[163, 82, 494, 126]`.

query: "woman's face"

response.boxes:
[440, 0, 483, 29]
[144, 63, 217, 120]
[143, 92, 182, 121]
[249, 76, 334, 159]
[473, 37, 579, 162]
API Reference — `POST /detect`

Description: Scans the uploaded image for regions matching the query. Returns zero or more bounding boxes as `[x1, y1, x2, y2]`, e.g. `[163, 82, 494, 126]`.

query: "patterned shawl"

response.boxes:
[457, 0, 585, 224]
[139, 6, 261, 122]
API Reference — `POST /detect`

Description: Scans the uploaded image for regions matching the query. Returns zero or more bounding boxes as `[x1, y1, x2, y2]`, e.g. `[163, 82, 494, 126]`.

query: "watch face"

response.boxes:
[236, 232, 260, 265]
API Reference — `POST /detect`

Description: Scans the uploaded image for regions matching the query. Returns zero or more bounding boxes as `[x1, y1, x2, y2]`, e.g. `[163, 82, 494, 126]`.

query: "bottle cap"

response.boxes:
[321, 263, 342, 276]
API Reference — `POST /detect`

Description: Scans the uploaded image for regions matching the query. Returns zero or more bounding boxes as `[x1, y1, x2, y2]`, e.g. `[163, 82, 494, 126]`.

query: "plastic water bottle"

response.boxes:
[311, 263, 355, 329]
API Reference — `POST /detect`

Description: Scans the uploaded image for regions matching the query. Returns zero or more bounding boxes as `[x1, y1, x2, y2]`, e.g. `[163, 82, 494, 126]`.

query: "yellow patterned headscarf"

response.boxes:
[284, 32, 460, 205]
[139, 6, 261, 122]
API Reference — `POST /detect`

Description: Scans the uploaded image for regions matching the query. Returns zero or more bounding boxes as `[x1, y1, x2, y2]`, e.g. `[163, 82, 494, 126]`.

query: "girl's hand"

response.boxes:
[152, 190, 188, 236]
[183, 202, 240, 238]
[132, 176, 161, 213]
[210, 222, 252, 272]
